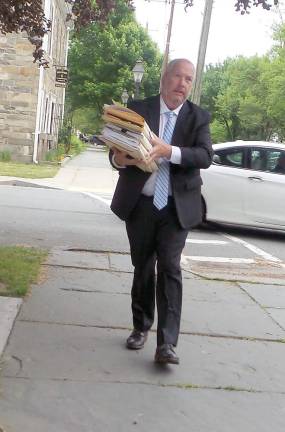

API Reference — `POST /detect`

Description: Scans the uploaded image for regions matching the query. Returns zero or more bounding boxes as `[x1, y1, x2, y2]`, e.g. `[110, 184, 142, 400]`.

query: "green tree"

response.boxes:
[201, 54, 282, 141]
[67, 0, 162, 132]
[264, 22, 285, 140]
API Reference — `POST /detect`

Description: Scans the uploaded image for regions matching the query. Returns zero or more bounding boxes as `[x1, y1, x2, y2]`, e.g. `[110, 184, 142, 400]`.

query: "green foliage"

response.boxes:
[45, 144, 66, 162]
[0, 161, 59, 178]
[210, 120, 228, 143]
[70, 134, 87, 154]
[0, 150, 11, 162]
[201, 24, 285, 143]
[45, 133, 86, 163]
[72, 107, 103, 134]
[67, 0, 162, 131]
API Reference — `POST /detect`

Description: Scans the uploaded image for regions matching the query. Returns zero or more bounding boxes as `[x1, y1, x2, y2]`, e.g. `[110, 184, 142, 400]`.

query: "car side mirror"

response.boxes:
[213, 154, 221, 164]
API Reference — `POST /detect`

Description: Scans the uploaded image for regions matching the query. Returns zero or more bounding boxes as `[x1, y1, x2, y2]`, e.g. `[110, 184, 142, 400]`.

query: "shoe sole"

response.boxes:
[154, 356, 179, 365]
[126, 343, 145, 350]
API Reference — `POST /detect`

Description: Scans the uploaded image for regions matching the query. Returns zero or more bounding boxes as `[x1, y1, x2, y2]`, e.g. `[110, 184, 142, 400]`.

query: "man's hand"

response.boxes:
[113, 148, 142, 167]
[148, 134, 172, 163]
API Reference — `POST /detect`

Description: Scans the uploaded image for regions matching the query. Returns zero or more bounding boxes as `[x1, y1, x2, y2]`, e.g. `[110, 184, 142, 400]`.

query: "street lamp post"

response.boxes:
[121, 89, 129, 106]
[132, 59, 144, 99]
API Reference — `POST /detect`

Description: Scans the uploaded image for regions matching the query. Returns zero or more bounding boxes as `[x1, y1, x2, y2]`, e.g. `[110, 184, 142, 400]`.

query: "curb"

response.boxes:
[0, 297, 22, 357]
[59, 155, 73, 167]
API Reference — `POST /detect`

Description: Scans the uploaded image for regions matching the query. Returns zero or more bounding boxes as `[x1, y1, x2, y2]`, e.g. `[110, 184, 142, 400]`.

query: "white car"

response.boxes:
[201, 141, 285, 231]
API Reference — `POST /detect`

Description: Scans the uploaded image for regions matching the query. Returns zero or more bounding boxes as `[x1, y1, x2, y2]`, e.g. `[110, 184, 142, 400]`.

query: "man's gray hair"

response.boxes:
[164, 58, 195, 75]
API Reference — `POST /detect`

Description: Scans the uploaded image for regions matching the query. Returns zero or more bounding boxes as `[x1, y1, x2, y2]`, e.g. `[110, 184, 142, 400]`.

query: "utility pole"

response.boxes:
[161, 0, 176, 78]
[191, 0, 214, 105]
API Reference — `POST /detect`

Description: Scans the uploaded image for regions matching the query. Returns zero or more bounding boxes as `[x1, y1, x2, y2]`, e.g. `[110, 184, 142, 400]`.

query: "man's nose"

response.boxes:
[179, 77, 187, 87]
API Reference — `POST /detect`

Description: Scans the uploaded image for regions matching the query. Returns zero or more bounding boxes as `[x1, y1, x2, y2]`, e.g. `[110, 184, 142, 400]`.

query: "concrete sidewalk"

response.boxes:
[0, 147, 117, 358]
[1, 148, 285, 431]
[0, 247, 285, 431]
[0, 146, 119, 195]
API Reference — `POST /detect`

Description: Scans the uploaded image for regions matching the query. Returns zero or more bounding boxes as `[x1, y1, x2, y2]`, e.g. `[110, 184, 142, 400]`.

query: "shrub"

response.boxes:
[0, 150, 12, 162]
[45, 144, 66, 162]
[70, 135, 86, 155]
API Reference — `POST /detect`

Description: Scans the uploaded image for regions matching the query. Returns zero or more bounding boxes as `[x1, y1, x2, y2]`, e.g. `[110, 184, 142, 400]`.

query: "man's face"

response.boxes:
[161, 61, 195, 110]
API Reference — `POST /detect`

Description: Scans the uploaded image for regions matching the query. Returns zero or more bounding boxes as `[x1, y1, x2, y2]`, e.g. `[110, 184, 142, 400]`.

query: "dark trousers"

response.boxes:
[125, 195, 189, 347]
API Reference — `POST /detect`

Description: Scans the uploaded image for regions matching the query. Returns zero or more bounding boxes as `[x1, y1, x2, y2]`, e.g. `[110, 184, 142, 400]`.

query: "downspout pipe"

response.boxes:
[33, 64, 45, 163]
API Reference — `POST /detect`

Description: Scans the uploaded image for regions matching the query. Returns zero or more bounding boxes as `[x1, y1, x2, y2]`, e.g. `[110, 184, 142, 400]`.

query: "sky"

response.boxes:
[133, 0, 284, 66]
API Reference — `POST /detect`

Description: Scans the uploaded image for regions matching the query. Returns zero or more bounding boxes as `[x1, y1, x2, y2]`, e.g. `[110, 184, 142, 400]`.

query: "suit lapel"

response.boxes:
[172, 100, 193, 147]
[146, 95, 160, 136]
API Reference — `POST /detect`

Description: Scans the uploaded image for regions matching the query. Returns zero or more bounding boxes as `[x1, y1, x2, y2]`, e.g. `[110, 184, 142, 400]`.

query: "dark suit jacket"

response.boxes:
[110, 95, 213, 229]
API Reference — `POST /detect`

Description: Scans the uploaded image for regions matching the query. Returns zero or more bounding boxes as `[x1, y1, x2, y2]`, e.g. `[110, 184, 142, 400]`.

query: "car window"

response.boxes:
[266, 150, 285, 174]
[250, 149, 266, 171]
[213, 148, 244, 168]
[249, 148, 285, 174]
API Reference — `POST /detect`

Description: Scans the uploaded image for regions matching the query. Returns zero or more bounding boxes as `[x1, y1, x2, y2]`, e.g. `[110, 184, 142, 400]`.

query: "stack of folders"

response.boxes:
[101, 104, 158, 173]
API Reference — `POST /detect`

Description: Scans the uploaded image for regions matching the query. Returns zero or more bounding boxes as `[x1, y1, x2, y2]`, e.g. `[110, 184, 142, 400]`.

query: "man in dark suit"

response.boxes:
[109, 59, 213, 364]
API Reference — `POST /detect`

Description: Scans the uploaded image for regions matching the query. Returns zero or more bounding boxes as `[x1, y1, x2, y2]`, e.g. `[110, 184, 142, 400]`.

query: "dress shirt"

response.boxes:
[141, 97, 182, 196]
[112, 96, 183, 197]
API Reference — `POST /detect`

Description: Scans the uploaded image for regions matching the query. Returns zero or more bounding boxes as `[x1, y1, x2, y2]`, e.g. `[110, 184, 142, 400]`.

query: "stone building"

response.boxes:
[0, 0, 70, 162]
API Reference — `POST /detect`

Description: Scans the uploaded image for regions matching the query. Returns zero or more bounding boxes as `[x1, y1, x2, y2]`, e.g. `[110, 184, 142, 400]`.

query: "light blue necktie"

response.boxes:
[153, 111, 176, 210]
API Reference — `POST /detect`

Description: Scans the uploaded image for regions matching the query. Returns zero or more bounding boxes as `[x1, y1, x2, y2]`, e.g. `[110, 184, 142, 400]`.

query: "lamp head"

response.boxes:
[132, 59, 145, 83]
[121, 89, 129, 105]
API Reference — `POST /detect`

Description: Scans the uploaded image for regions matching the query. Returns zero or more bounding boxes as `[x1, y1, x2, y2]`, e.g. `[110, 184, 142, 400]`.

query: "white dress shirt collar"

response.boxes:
[160, 96, 184, 117]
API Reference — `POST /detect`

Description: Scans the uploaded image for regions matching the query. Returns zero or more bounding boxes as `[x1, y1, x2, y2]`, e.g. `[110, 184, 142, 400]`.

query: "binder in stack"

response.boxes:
[101, 104, 158, 173]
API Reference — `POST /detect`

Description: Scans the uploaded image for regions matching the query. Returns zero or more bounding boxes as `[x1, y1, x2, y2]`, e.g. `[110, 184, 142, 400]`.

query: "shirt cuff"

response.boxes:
[112, 154, 126, 169]
[169, 146, 182, 164]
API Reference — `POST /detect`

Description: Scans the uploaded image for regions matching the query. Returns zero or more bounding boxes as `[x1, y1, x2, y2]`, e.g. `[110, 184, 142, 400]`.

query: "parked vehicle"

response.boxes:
[79, 133, 89, 143]
[201, 141, 285, 231]
[89, 134, 106, 146]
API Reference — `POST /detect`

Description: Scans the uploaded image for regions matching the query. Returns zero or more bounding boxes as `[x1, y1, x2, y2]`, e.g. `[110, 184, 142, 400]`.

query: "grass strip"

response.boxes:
[0, 246, 48, 297]
[0, 162, 59, 179]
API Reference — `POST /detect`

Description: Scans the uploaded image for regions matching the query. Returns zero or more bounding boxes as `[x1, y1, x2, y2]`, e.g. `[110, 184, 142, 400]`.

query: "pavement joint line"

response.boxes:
[44, 262, 285, 284]
[17, 320, 285, 343]
[1, 375, 285, 395]
[237, 282, 285, 333]
[66, 248, 130, 255]
[11, 355, 23, 375]
[59, 287, 130, 295]
[42, 263, 133, 274]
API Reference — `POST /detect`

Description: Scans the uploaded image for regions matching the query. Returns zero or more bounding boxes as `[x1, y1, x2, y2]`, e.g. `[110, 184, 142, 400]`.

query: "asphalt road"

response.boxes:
[0, 185, 129, 252]
[1, 182, 284, 284]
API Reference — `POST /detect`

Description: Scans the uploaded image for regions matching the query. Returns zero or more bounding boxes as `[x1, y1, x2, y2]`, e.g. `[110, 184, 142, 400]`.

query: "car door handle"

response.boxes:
[248, 176, 263, 182]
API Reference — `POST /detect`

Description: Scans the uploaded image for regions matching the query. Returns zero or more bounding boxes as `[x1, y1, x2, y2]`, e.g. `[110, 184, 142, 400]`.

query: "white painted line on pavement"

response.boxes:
[81, 194, 284, 268]
[182, 256, 255, 264]
[83, 192, 111, 206]
[222, 233, 282, 263]
[186, 239, 228, 245]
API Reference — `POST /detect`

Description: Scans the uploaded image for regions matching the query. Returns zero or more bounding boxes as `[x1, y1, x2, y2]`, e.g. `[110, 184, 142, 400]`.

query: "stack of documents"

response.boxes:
[101, 104, 158, 172]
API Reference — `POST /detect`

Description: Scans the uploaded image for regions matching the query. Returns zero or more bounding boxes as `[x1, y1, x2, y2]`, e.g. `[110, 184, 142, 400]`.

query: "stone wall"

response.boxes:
[0, 33, 39, 162]
[0, 0, 69, 163]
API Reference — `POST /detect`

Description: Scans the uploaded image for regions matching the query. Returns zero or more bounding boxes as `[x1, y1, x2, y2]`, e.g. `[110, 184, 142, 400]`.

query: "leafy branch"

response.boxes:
[0, 0, 279, 66]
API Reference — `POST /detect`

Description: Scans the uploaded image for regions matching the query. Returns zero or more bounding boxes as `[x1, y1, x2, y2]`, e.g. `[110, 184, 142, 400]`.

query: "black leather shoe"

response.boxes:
[126, 329, 148, 350]
[155, 344, 179, 364]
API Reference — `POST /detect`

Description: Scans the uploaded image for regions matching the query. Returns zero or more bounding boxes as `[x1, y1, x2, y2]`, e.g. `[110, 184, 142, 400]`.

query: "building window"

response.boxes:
[49, 102, 55, 134]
